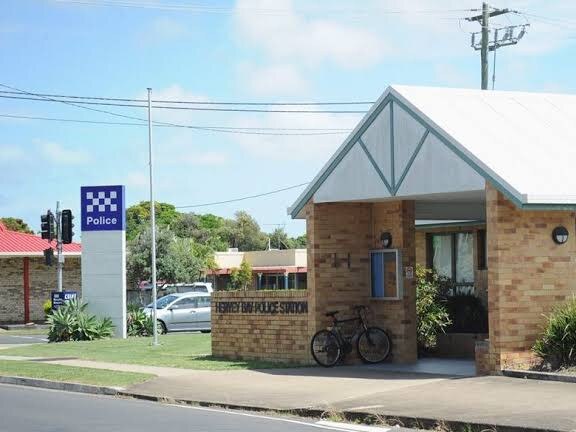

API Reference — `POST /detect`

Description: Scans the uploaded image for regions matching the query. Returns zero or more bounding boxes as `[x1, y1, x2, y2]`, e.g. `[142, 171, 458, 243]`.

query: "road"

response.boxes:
[0, 334, 47, 345]
[0, 384, 404, 432]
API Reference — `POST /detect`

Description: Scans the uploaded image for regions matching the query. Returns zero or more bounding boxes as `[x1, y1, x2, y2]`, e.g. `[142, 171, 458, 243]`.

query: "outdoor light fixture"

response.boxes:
[552, 226, 569, 245]
[380, 232, 392, 248]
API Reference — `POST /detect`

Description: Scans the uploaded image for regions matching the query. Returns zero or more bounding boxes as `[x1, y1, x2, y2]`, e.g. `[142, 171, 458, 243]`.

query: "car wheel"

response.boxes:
[157, 320, 167, 334]
[200, 330, 211, 334]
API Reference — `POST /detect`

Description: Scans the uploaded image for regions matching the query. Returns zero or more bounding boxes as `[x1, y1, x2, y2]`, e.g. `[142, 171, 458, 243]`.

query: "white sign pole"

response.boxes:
[147, 87, 159, 347]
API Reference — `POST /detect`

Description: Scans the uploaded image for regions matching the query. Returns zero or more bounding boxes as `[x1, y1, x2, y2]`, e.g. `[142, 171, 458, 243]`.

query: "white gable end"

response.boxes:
[314, 142, 392, 203]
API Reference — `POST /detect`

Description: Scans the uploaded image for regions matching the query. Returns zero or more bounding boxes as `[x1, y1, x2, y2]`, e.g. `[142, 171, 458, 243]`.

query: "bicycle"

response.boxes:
[310, 305, 391, 367]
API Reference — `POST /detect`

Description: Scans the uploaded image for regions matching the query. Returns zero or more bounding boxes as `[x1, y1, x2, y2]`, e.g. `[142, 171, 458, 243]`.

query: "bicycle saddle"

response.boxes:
[325, 310, 339, 317]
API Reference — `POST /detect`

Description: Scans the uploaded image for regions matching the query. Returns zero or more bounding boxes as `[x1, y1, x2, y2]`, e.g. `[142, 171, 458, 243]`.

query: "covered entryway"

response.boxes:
[289, 85, 576, 373]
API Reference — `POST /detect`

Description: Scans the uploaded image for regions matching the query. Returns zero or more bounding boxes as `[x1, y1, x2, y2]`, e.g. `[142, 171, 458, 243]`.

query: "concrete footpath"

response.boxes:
[2, 355, 576, 431]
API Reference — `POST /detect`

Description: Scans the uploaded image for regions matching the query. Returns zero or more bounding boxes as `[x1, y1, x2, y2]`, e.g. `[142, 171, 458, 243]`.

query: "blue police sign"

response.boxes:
[81, 185, 125, 231]
[51, 291, 78, 311]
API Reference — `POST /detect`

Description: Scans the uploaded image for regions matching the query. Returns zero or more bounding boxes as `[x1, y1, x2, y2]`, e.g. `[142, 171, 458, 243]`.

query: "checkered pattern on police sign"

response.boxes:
[86, 191, 118, 213]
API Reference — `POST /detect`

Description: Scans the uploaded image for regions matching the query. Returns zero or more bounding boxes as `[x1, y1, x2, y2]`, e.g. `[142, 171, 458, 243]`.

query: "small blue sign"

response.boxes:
[81, 185, 125, 232]
[51, 291, 78, 311]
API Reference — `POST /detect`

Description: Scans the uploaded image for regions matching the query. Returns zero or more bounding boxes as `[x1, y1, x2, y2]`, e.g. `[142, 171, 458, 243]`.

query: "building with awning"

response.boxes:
[0, 222, 81, 323]
[207, 249, 307, 290]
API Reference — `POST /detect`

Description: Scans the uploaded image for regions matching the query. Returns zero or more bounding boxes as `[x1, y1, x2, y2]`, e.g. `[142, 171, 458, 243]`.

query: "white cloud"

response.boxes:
[234, 0, 386, 69]
[36, 140, 90, 165]
[0, 145, 25, 162]
[239, 63, 309, 96]
[142, 17, 190, 43]
[125, 171, 148, 188]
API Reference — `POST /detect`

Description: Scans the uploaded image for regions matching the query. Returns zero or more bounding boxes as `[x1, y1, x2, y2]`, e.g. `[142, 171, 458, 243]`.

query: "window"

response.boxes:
[370, 249, 402, 299]
[173, 297, 197, 309]
[477, 229, 487, 270]
[196, 297, 211, 308]
[427, 232, 474, 286]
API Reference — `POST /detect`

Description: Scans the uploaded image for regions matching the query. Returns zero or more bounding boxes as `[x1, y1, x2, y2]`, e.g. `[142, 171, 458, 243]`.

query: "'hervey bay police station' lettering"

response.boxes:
[216, 301, 308, 315]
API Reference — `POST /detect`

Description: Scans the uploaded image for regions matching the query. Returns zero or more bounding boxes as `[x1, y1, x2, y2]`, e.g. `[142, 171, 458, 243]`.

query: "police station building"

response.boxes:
[211, 85, 576, 374]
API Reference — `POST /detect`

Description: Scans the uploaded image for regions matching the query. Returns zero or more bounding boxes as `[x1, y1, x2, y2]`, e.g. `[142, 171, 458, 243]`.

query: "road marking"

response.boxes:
[8, 336, 46, 341]
[346, 405, 385, 411]
[316, 420, 390, 432]
[167, 404, 388, 431]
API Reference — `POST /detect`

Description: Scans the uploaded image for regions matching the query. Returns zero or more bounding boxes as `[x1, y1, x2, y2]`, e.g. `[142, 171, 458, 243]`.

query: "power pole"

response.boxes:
[481, 3, 489, 90]
[466, 3, 517, 90]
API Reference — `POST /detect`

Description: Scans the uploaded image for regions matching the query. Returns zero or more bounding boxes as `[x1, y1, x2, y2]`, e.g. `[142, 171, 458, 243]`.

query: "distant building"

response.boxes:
[0, 222, 81, 323]
[207, 249, 307, 290]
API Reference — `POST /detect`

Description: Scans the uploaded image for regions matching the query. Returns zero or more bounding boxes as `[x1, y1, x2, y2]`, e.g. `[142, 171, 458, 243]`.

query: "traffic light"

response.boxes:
[40, 211, 54, 241]
[61, 209, 74, 244]
[43, 248, 54, 266]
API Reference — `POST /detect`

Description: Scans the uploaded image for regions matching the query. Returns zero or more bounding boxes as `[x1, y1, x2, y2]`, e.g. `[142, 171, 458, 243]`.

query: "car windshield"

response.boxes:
[148, 295, 178, 309]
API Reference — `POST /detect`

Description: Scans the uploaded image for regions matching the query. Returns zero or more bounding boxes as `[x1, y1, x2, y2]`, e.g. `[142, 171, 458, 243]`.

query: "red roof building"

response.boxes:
[0, 222, 82, 324]
[0, 222, 81, 257]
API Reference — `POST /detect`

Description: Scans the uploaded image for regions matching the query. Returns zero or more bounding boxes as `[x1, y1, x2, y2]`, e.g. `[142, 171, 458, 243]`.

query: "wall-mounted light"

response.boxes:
[380, 232, 392, 248]
[552, 226, 569, 245]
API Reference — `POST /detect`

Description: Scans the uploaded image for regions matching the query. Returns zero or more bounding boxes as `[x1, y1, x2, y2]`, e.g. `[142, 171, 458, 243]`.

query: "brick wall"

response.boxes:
[0, 257, 81, 323]
[306, 200, 417, 364]
[211, 289, 311, 364]
[487, 183, 576, 370]
[0, 258, 25, 323]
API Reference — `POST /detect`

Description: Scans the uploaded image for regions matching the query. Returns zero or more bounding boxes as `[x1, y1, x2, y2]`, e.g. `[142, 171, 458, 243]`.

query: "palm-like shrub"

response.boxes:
[533, 298, 576, 369]
[47, 299, 114, 342]
[127, 304, 153, 337]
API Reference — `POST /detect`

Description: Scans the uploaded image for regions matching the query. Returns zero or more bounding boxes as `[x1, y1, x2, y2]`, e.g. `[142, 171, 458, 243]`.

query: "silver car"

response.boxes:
[144, 292, 211, 334]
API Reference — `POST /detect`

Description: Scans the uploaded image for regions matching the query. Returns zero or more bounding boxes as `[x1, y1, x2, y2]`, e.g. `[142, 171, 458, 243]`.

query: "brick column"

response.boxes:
[306, 199, 417, 364]
[371, 201, 417, 363]
[486, 183, 576, 371]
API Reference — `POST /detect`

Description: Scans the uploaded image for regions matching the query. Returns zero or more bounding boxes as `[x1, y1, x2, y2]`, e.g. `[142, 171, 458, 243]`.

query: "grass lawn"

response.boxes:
[0, 360, 153, 387]
[0, 333, 295, 370]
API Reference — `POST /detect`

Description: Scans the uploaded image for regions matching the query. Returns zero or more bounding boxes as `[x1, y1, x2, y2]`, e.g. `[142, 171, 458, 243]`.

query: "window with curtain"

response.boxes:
[428, 232, 475, 286]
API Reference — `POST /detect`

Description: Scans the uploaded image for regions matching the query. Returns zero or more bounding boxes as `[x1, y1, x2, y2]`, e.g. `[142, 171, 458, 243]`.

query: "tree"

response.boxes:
[224, 211, 267, 251]
[162, 238, 213, 284]
[126, 226, 175, 288]
[126, 201, 179, 241]
[268, 227, 292, 249]
[172, 212, 228, 251]
[126, 226, 217, 288]
[1, 217, 34, 234]
[230, 259, 253, 290]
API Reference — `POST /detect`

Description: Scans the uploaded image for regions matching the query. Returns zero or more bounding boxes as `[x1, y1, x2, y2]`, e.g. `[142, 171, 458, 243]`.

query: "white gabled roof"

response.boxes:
[289, 85, 576, 218]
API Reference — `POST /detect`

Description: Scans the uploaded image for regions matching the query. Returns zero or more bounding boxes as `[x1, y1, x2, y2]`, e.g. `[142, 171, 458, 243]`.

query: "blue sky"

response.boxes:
[1, 0, 575, 238]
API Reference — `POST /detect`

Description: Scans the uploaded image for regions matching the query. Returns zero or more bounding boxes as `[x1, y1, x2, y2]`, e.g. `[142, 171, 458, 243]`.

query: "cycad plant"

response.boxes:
[47, 299, 114, 342]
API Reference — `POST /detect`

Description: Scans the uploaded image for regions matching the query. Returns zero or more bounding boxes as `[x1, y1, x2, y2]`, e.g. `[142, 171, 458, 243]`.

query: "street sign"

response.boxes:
[80, 185, 125, 232]
[51, 291, 77, 311]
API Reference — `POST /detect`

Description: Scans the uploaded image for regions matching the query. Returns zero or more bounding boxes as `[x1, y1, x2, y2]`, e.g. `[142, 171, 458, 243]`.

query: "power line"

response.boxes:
[0, 84, 356, 135]
[0, 113, 351, 136]
[54, 0, 476, 17]
[0, 90, 374, 106]
[175, 182, 309, 209]
[0, 94, 367, 114]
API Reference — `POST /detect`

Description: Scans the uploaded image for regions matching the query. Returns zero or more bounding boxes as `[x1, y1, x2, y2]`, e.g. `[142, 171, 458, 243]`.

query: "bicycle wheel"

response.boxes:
[357, 327, 391, 363]
[311, 329, 341, 367]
